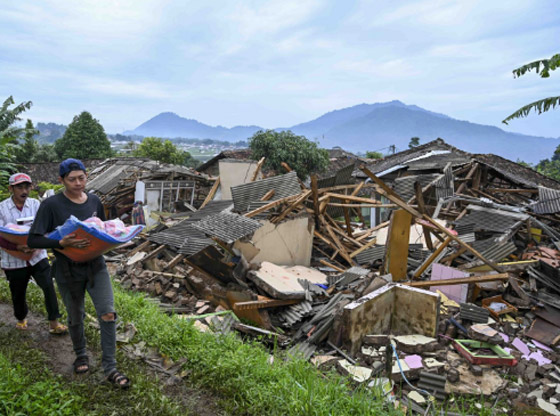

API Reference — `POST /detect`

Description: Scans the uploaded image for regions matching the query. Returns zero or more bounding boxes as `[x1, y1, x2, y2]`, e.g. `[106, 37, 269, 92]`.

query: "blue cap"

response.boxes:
[59, 158, 86, 177]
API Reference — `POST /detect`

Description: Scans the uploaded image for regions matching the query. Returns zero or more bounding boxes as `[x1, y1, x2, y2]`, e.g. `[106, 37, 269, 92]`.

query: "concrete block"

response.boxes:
[333, 283, 440, 356]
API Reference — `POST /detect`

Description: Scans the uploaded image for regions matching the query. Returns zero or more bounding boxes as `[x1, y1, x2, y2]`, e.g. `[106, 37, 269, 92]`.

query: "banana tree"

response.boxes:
[502, 53, 560, 124]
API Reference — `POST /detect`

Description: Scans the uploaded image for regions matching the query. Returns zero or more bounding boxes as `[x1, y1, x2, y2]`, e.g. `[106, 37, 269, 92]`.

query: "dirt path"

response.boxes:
[0, 302, 226, 416]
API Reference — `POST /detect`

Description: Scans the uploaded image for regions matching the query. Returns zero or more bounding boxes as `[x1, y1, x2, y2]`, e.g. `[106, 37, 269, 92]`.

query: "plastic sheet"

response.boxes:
[47, 216, 144, 262]
[0, 224, 33, 261]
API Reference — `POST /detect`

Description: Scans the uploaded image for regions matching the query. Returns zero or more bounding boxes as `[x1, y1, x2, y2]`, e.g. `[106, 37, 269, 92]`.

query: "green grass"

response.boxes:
[0, 328, 187, 416]
[0, 277, 398, 415]
[0, 347, 83, 416]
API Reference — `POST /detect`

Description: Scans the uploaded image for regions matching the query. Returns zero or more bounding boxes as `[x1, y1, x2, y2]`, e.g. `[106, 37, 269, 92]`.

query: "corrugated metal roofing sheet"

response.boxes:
[190, 212, 262, 243]
[533, 186, 560, 214]
[355, 245, 386, 265]
[470, 238, 517, 262]
[392, 174, 440, 201]
[231, 171, 301, 212]
[434, 164, 454, 200]
[455, 205, 527, 233]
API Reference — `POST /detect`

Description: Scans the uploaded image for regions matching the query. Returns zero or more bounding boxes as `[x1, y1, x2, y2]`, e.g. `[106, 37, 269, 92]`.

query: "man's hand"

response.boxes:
[60, 233, 91, 249]
[16, 244, 35, 254]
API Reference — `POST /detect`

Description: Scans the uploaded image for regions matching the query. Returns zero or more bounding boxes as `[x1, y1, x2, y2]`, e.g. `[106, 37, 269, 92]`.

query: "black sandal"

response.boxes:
[107, 370, 131, 389]
[73, 356, 89, 374]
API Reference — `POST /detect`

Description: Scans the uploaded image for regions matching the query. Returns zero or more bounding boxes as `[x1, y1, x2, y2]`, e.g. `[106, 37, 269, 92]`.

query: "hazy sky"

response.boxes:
[1, 0, 559, 137]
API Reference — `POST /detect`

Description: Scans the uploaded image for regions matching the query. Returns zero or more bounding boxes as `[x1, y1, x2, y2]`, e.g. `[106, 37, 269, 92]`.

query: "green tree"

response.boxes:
[248, 130, 329, 180]
[14, 119, 39, 162]
[34, 144, 59, 162]
[133, 136, 197, 167]
[408, 137, 420, 148]
[54, 111, 113, 159]
[503, 53, 560, 124]
[0, 96, 34, 185]
[365, 151, 383, 159]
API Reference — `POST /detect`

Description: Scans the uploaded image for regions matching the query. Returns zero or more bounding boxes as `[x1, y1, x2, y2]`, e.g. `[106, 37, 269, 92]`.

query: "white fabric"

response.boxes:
[0, 197, 48, 269]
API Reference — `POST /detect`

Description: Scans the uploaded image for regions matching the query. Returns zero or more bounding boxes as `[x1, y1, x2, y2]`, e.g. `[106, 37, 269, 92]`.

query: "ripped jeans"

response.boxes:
[55, 260, 117, 376]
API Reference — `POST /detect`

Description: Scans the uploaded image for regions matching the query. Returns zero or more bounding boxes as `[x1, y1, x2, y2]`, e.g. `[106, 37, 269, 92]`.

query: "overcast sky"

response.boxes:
[1, 0, 559, 138]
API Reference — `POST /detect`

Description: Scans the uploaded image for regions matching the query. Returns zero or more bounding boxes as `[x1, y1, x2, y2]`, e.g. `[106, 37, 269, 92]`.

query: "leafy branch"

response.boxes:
[502, 52, 559, 124]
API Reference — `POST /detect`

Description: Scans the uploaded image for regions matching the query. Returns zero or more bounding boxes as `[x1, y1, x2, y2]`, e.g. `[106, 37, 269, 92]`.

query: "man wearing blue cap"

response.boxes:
[28, 158, 130, 389]
[0, 173, 66, 334]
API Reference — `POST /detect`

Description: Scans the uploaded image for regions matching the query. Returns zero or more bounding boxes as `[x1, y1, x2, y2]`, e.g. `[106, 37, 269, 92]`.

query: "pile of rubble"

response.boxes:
[108, 139, 560, 415]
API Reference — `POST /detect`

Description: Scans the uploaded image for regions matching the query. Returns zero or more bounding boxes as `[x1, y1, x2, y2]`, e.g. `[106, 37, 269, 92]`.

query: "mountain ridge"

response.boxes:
[123, 101, 559, 163]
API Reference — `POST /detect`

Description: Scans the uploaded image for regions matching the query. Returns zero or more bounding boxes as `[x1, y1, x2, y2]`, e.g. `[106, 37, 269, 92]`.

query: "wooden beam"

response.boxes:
[244, 194, 300, 218]
[360, 165, 503, 273]
[350, 237, 377, 258]
[128, 239, 151, 256]
[325, 225, 355, 265]
[319, 259, 346, 273]
[405, 273, 510, 288]
[164, 253, 186, 271]
[324, 192, 382, 205]
[143, 244, 167, 262]
[260, 189, 275, 201]
[271, 190, 312, 224]
[415, 181, 433, 250]
[200, 177, 220, 209]
[413, 237, 452, 279]
[311, 175, 320, 229]
[251, 157, 265, 182]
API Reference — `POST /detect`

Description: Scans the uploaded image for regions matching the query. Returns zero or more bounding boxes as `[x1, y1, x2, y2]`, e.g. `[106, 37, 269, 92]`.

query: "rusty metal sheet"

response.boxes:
[526, 317, 560, 346]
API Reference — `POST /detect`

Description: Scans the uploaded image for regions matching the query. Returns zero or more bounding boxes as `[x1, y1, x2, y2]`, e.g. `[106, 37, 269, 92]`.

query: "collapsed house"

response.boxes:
[109, 139, 560, 414]
[85, 157, 213, 220]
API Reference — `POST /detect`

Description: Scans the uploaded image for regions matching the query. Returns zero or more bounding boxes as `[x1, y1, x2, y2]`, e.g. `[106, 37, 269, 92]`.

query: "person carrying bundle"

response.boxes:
[0, 173, 67, 334]
[28, 159, 130, 389]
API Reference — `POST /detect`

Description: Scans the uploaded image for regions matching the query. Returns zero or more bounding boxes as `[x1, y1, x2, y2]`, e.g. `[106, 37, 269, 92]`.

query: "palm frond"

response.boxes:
[502, 96, 560, 124]
[513, 54, 560, 78]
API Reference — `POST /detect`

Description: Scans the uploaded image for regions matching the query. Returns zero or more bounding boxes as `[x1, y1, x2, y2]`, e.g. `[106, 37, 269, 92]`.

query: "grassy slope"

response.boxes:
[0, 278, 398, 416]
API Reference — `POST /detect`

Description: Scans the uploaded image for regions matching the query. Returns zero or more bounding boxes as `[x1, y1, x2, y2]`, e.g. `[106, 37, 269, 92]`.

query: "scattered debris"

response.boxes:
[97, 139, 560, 414]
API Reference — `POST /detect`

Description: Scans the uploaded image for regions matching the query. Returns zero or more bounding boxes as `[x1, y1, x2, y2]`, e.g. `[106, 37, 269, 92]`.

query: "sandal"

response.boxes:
[49, 323, 68, 335]
[73, 356, 90, 374]
[107, 370, 131, 390]
[15, 320, 28, 330]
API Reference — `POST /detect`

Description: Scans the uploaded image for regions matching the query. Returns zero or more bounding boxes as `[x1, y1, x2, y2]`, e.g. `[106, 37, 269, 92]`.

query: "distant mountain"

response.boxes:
[124, 102, 559, 163]
[36, 122, 66, 143]
[123, 112, 262, 141]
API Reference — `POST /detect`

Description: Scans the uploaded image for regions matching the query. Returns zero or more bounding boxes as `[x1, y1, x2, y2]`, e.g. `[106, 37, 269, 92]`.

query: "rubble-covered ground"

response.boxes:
[51, 139, 560, 414]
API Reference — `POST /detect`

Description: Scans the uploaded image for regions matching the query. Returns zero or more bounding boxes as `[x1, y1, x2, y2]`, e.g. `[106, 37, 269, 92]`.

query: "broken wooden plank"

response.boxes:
[319, 259, 346, 273]
[405, 273, 510, 288]
[415, 181, 434, 250]
[413, 237, 452, 279]
[271, 190, 312, 224]
[350, 236, 377, 258]
[143, 244, 167, 262]
[244, 194, 300, 218]
[251, 157, 266, 182]
[164, 253, 186, 271]
[200, 177, 220, 209]
[260, 189, 276, 201]
[128, 239, 151, 257]
[383, 209, 412, 281]
[311, 175, 320, 229]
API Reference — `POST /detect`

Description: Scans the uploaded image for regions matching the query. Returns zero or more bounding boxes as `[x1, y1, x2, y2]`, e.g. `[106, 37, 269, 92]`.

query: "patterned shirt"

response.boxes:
[0, 197, 48, 269]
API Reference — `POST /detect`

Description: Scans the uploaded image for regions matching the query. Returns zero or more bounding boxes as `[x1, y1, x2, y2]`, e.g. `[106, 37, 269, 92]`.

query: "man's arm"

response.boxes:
[27, 233, 63, 249]
[0, 235, 18, 251]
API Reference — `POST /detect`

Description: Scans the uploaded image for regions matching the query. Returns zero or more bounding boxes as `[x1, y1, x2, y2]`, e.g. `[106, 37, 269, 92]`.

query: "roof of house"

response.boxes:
[356, 138, 560, 190]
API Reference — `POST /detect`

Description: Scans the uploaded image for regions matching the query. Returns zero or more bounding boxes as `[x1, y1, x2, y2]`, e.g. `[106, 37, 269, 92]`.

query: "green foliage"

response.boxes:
[365, 151, 383, 159]
[249, 130, 329, 180]
[536, 159, 560, 181]
[14, 119, 39, 162]
[54, 111, 113, 160]
[0, 349, 84, 416]
[408, 137, 420, 148]
[0, 96, 35, 186]
[133, 136, 198, 167]
[34, 143, 59, 162]
[503, 52, 560, 124]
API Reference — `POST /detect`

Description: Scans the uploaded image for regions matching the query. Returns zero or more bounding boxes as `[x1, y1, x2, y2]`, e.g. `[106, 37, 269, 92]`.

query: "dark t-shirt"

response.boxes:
[30, 192, 106, 236]
[29, 192, 106, 277]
